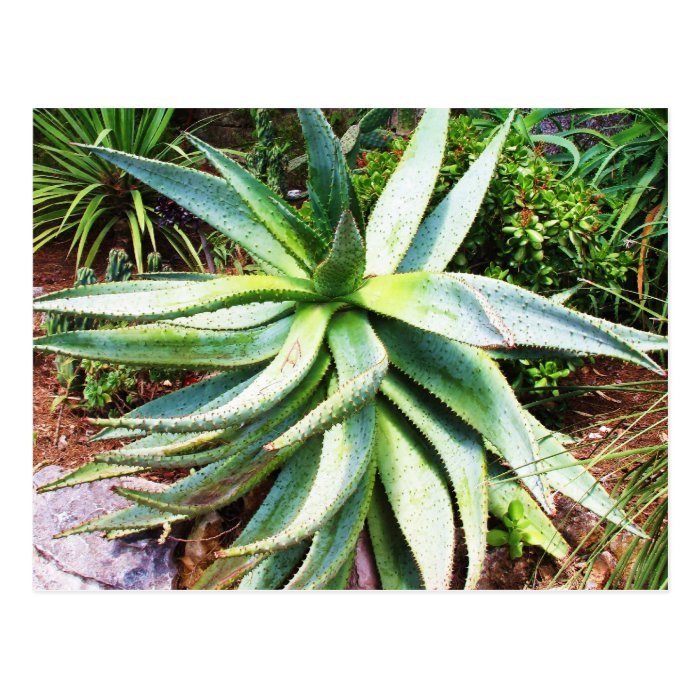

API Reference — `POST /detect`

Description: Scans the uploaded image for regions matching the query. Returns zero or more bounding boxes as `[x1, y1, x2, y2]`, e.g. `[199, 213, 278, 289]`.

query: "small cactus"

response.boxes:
[43, 266, 98, 336]
[147, 251, 163, 273]
[75, 267, 98, 287]
[105, 248, 133, 282]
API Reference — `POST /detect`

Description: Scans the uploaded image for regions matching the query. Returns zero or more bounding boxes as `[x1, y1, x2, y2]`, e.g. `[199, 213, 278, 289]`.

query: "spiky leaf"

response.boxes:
[34, 275, 322, 322]
[375, 401, 454, 590]
[398, 111, 515, 272]
[375, 318, 550, 510]
[346, 271, 513, 348]
[365, 109, 449, 275]
[78, 144, 308, 277]
[298, 108, 361, 234]
[312, 210, 365, 297]
[187, 133, 323, 267]
[285, 460, 375, 589]
[457, 274, 664, 372]
[33, 317, 293, 369]
[380, 373, 488, 589]
[366, 482, 422, 590]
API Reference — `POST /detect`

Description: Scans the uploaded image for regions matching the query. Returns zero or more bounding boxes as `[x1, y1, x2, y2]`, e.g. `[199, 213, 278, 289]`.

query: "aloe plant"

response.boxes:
[33, 108, 667, 590]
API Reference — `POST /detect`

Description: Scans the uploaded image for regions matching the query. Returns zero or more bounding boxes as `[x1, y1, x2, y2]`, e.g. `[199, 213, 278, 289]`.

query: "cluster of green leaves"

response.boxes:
[487, 500, 544, 559]
[79, 360, 138, 416]
[523, 108, 668, 331]
[510, 358, 582, 398]
[33, 108, 667, 590]
[33, 108, 209, 272]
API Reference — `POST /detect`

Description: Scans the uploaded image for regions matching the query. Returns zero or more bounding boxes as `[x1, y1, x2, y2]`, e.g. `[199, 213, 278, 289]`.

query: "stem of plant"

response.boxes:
[198, 227, 216, 274]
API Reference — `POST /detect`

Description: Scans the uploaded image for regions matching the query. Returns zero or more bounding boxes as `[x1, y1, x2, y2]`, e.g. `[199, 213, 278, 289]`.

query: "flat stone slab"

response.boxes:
[33, 465, 179, 590]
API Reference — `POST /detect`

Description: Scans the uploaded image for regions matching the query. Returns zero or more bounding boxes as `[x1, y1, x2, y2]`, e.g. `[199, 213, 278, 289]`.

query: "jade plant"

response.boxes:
[487, 499, 542, 559]
[33, 108, 667, 590]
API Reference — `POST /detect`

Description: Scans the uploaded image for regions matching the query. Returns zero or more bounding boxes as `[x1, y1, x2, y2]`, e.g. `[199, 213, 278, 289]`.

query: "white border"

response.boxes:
[4, 1, 697, 697]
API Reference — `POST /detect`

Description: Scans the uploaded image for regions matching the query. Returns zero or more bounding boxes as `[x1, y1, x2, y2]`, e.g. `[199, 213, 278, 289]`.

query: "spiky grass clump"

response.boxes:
[33, 109, 667, 590]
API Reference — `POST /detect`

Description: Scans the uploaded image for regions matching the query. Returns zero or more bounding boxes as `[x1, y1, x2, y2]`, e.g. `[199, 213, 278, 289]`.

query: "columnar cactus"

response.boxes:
[105, 248, 133, 282]
[33, 109, 667, 590]
[247, 108, 287, 195]
[147, 251, 163, 273]
[75, 266, 98, 287]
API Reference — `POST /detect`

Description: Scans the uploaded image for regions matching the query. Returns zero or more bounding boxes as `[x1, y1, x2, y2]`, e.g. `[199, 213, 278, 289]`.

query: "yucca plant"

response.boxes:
[33, 108, 668, 590]
[33, 108, 206, 272]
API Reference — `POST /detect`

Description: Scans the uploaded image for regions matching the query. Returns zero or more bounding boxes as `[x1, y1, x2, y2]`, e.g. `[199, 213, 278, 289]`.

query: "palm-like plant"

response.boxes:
[33, 109, 667, 590]
[33, 108, 206, 272]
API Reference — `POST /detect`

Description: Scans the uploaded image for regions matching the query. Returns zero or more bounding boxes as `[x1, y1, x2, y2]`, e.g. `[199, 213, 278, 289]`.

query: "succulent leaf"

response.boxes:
[457, 274, 664, 372]
[380, 372, 488, 589]
[36, 279, 186, 303]
[366, 482, 423, 590]
[161, 301, 295, 331]
[285, 459, 375, 589]
[365, 109, 450, 276]
[186, 133, 323, 268]
[77, 144, 308, 277]
[375, 318, 551, 510]
[375, 401, 454, 590]
[136, 272, 219, 281]
[237, 546, 308, 590]
[32, 317, 293, 369]
[319, 552, 355, 590]
[312, 210, 366, 297]
[346, 272, 514, 348]
[398, 111, 515, 273]
[298, 108, 362, 234]
[36, 461, 150, 493]
[34, 275, 322, 322]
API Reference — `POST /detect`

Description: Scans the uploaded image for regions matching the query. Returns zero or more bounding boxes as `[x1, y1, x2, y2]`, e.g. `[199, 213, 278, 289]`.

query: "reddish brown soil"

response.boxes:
[32, 242, 196, 477]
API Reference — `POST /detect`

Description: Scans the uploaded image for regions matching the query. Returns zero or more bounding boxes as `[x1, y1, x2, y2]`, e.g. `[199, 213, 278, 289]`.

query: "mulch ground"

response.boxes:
[32, 241, 196, 476]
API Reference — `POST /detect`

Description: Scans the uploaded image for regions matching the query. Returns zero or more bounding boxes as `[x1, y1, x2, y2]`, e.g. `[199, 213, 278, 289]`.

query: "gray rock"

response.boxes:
[33, 286, 45, 298]
[33, 465, 179, 590]
[348, 528, 379, 590]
